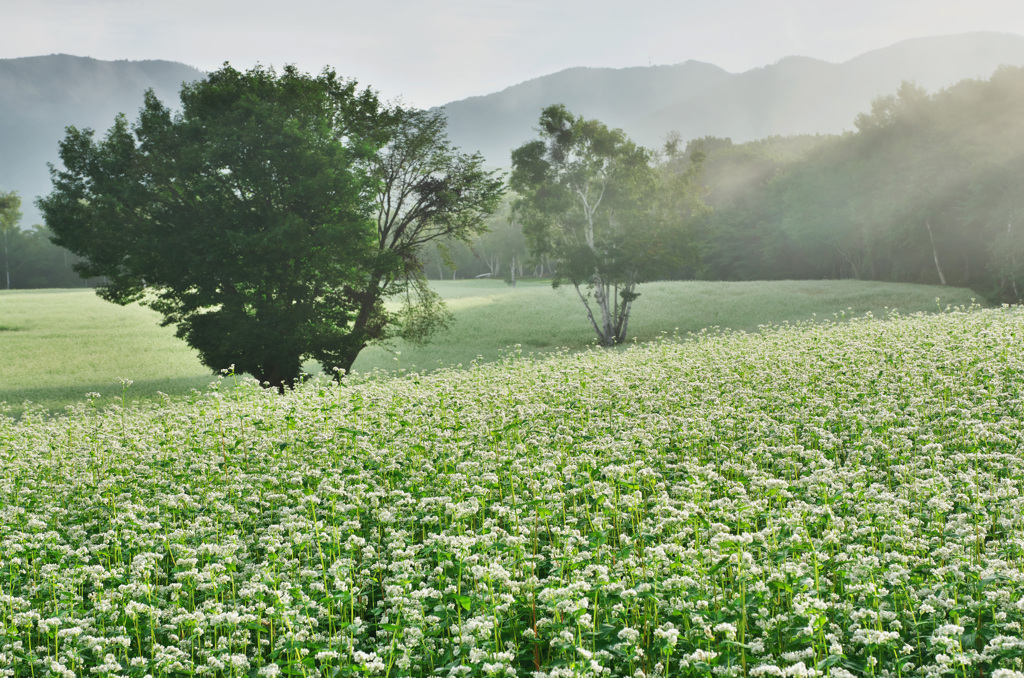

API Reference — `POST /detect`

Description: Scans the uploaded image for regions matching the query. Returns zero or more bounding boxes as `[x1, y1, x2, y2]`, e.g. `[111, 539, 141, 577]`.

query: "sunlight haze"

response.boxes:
[5, 0, 1024, 106]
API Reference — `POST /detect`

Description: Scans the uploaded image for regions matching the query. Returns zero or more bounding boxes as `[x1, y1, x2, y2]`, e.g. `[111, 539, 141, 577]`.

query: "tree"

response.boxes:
[0, 190, 22, 290]
[462, 197, 530, 283]
[40, 64, 501, 390]
[319, 107, 504, 375]
[510, 105, 689, 346]
[0, 221, 93, 289]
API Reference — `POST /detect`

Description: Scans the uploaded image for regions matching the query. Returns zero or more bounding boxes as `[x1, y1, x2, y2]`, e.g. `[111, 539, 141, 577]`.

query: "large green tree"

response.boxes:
[510, 105, 696, 345]
[39, 64, 500, 390]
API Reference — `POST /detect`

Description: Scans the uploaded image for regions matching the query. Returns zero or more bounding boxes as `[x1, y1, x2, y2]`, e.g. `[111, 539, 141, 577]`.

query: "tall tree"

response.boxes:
[35, 67, 438, 389]
[510, 105, 665, 346]
[0, 191, 22, 290]
[40, 66, 503, 388]
[319, 108, 504, 375]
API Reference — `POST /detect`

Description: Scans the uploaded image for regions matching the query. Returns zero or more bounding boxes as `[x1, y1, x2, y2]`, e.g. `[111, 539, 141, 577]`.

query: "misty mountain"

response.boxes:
[4, 33, 1024, 227]
[439, 60, 733, 159]
[440, 32, 1024, 162]
[0, 55, 205, 226]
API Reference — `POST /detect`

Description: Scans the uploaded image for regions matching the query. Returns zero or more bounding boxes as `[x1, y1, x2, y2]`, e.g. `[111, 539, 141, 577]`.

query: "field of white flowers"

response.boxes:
[2, 306, 1024, 678]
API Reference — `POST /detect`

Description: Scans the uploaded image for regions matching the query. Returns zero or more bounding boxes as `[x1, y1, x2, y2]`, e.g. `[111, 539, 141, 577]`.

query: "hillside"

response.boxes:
[438, 60, 732, 162]
[0, 55, 205, 226]
[4, 33, 1024, 226]
[441, 31, 1024, 162]
[3, 304, 1024, 675]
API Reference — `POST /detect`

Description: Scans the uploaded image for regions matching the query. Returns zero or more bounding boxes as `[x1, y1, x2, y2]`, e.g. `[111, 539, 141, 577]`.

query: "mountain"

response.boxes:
[4, 33, 1024, 227]
[0, 55, 205, 226]
[439, 31, 1024, 163]
[438, 60, 733, 163]
[631, 32, 1024, 146]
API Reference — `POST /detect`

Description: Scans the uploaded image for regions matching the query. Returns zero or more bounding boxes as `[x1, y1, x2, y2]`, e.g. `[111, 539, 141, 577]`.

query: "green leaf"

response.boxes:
[816, 655, 846, 670]
[707, 555, 733, 575]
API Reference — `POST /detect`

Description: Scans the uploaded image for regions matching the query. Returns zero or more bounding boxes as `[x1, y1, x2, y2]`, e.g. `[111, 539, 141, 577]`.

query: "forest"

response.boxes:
[434, 65, 1024, 303]
[7, 65, 1024, 303]
[0, 190, 90, 289]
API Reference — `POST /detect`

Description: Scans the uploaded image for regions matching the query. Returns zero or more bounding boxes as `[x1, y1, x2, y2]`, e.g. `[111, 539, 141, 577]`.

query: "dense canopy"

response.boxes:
[39, 65, 503, 389]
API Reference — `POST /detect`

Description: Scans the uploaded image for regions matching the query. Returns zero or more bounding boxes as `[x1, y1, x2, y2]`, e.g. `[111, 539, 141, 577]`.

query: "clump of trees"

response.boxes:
[1, 190, 20, 290]
[39, 64, 503, 390]
[695, 66, 1024, 302]
[0, 190, 91, 290]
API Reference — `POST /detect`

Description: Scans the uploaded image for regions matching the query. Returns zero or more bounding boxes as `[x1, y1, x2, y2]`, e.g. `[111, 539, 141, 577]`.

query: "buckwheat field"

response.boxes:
[3, 306, 1024, 678]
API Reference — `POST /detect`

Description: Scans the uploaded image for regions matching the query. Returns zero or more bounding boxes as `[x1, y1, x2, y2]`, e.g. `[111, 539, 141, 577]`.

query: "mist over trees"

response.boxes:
[695, 65, 1024, 302]
[19, 59, 1024, 318]
[0, 191, 91, 290]
[430, 65, 1024, 306]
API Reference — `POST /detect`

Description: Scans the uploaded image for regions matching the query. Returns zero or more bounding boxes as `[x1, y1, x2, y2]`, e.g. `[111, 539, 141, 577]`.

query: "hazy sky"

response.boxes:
[5, 0, 1024, 107]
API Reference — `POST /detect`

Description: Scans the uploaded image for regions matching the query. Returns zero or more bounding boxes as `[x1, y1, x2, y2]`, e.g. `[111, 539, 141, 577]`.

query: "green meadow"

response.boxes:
[1, 279, 980, 415]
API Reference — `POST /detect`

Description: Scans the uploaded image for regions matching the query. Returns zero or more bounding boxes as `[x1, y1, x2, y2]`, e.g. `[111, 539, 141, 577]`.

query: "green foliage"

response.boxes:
[38, 65, 502, 391]
[39, 64, 381, 390]
[0, 190, 19, 221]
[698, 66, 1024, 301]
[0, 223, 94, 289]
[510, 105, 702, 346]
[1, 192, 93, 290]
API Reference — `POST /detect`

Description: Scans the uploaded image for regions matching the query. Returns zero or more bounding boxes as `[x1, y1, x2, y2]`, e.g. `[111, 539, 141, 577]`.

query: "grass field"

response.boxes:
[2, 304, 1023, 677]
[0, 279, 981, 415]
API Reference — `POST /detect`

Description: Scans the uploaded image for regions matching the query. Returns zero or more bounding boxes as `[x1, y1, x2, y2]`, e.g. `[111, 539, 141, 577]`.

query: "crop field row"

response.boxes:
[2, 306, 1024, 677]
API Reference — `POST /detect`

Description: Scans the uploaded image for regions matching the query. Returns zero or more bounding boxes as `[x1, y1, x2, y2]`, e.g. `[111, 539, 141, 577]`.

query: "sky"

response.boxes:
[4, 0, 1024, 108]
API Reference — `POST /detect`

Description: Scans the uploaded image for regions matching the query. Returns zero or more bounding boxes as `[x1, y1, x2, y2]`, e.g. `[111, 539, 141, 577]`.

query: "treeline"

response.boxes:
[0, 191, 93, 289]
[438, 65, 1024, 302]
[696, 65, 1024, 302]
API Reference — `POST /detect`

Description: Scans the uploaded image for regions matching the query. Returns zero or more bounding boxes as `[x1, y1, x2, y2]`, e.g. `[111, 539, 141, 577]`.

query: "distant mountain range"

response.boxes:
[4, 32, 1024, 227]
[439, 32, 1024, 161]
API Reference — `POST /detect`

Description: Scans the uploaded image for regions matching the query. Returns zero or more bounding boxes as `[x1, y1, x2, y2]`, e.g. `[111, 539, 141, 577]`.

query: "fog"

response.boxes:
[5, 0, 1024, 107]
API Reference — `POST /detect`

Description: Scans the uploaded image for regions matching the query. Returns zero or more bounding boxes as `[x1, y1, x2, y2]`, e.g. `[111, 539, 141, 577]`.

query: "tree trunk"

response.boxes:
[613, 280, 638, 344]
[328, 271, 386, 380]
[925, 220, 947, 286]
[591, 274, 615, 346]
[3, 228, 9, 290]
[256, 362, 298, 394]
[837, 245, 861, 280]
[573, 282, 607, 344]
[334, 344, 364, 379]
[1010, 223, 1019, 300]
